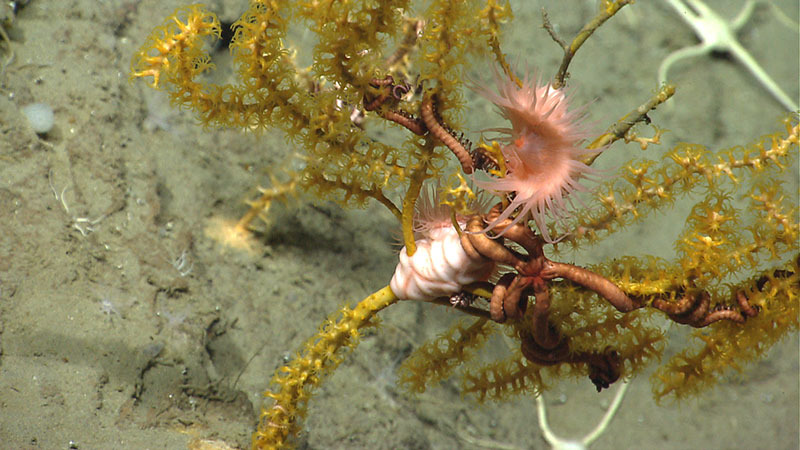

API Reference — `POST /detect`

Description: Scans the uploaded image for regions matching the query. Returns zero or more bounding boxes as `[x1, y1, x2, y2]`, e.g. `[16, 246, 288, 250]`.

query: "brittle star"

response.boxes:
[659, 0, 798, 112]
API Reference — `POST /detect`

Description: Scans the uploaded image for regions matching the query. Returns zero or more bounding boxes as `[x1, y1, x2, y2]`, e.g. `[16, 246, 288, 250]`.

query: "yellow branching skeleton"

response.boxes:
[129, 1, 799, 448]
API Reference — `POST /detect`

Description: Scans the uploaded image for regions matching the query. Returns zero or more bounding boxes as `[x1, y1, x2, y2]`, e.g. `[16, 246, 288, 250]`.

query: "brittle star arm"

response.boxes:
[363, 79, 476, 172]
[530, 280, 561, 350]
[420, 95, 475, 174]
[542, 261, 641, 313]
[652, 289, 759, 327]
[660, 0, 798, 111]
[537, 380, 630, 448]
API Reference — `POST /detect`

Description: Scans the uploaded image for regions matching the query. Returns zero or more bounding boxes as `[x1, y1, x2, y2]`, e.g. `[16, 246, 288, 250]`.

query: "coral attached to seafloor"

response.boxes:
[130, 1, 799, 448]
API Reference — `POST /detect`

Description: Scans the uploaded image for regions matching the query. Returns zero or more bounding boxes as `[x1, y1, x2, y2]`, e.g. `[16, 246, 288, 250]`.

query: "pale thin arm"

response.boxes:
[657, 43, 710, 87]
[728, 38, 798, 111]
[536, 380, 631, 449]
[582, 380, 630, 446]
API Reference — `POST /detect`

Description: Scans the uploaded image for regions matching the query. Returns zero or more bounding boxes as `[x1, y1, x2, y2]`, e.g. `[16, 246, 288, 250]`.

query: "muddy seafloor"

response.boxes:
[0, 1, 797, 449]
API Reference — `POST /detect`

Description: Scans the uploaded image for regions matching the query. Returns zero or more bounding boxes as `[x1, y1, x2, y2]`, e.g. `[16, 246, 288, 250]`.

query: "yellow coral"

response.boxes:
[130, 1, 799, 449]
[254, 286, 398, 448]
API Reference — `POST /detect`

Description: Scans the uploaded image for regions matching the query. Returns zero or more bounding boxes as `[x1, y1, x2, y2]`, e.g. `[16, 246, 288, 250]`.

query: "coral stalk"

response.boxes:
[254, 286, 399, 449]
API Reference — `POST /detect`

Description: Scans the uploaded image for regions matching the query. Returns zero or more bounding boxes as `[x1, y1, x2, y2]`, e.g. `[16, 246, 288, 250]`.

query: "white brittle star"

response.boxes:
[659, 0, 798, 112]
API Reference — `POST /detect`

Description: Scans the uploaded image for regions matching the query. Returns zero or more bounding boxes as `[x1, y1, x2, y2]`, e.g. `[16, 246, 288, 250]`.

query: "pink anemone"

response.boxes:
[473, 71, 598, 242]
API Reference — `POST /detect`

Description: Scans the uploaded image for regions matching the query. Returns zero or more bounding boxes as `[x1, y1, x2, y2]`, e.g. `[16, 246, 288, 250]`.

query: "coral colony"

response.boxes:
[131, 1, 798, 448]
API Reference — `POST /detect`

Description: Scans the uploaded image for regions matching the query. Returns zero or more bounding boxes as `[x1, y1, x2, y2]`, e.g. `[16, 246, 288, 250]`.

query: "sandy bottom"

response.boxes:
[0, 1, 797, 449]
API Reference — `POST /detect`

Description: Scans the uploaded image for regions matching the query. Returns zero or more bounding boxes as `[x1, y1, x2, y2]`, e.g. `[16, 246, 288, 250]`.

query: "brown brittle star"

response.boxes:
[460, 204, 633, 390]
[459, 203, 762, 390]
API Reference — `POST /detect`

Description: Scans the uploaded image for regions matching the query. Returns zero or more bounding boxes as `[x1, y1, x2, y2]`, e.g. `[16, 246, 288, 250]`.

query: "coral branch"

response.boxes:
[255, 286, 398, 448]
[544, 0, 635, 89]
[586, 83, 676, 161]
